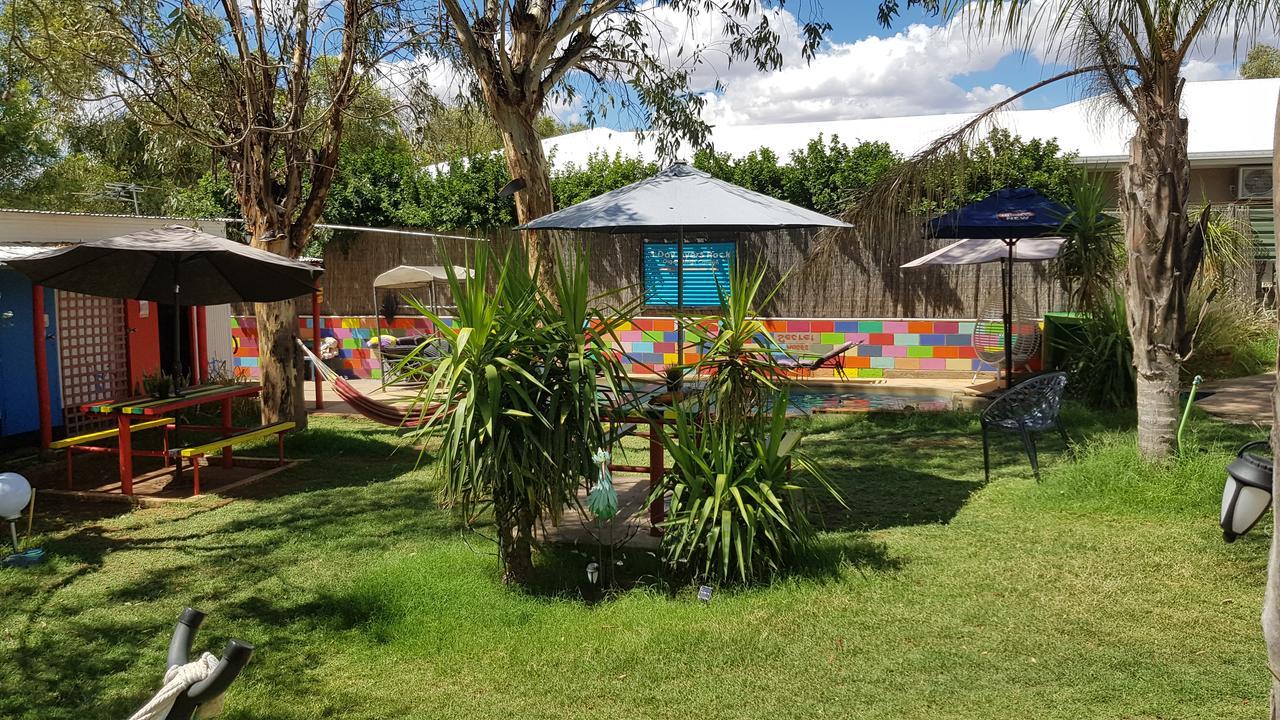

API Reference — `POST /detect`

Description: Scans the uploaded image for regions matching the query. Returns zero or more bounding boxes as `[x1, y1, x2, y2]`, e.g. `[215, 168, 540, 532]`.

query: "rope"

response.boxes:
[127, 652, 221, 720]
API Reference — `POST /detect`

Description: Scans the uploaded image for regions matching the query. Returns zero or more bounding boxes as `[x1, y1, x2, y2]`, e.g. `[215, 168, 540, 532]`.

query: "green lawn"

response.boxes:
[0, 406, 1270, 719]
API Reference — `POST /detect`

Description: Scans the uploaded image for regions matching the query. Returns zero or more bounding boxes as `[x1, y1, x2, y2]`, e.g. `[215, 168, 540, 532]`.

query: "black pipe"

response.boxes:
[162, 607, 254, 720]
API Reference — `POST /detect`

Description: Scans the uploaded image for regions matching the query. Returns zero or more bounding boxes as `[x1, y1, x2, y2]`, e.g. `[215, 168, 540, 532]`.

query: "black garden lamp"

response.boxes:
[1220, 441, 1273, 543]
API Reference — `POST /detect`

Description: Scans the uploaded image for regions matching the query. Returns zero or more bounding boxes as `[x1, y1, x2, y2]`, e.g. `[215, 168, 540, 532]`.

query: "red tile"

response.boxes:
[870, 333, 894, 345]
[810, 320, 834, 332]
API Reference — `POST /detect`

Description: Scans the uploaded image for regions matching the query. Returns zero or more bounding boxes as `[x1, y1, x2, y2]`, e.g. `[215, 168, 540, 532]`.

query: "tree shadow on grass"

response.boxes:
[814, 464, 986, 531]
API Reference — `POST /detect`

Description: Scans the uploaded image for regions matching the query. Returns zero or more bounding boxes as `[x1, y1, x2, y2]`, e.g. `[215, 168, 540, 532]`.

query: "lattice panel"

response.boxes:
[57, 291, 129, 434]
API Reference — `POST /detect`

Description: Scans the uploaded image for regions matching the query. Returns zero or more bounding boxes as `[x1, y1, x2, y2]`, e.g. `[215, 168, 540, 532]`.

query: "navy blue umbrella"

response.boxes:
[927, 188, 1069, 389]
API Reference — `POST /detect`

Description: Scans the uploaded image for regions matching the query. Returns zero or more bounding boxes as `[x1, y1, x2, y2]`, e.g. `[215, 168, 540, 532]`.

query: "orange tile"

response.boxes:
[907, 321, 933, 334]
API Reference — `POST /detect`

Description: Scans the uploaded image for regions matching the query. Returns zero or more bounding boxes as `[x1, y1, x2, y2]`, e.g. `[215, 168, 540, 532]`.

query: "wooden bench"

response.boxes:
[170, 421, 295, 496]
[50, 417, 175, 489]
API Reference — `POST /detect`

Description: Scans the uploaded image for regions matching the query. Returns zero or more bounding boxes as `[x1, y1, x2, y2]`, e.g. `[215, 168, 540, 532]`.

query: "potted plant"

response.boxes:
[141, 371, 174, 399]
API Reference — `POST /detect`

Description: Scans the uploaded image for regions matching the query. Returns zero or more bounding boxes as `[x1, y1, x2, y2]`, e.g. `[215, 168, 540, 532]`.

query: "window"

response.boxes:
[642, 240, 735, 307]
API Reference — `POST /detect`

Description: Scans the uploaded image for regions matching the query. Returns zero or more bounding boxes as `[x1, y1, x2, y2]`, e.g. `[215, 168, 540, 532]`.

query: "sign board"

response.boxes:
[643, 241, 735, 307]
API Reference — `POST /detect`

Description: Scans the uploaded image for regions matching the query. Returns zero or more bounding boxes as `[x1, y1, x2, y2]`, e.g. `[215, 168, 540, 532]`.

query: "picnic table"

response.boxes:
[81, 383, 262, 494]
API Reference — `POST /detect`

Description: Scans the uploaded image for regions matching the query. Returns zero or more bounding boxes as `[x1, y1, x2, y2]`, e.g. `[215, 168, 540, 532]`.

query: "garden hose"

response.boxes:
[1177, 375, 1204, 454]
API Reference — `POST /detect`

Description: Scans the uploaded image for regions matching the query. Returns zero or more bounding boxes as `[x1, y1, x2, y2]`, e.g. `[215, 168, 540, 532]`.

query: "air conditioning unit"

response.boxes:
[1238, 166, 1273, 200]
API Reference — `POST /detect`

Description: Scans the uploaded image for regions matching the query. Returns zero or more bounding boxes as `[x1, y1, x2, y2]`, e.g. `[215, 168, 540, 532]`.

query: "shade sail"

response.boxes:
[928, 187, 1069, 240]
[519, 162, 852, 233]
[373, 265, 472, 289]
[901, 237, 1065, 268]
[7, 225, 321, 304]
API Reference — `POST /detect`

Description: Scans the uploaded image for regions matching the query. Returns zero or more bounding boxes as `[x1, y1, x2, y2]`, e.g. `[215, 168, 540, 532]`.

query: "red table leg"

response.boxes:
[221, 398, 234, 467]
[648, 419, 665, 536]
[117, 414, 134, 495]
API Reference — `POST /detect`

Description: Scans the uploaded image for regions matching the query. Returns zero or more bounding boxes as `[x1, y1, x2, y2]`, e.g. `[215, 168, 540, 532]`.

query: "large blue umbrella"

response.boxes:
[927, 188, 1069, 388]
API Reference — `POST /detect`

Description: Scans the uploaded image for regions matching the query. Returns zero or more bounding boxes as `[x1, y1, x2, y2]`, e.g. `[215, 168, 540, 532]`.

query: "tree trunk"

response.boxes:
[497, 500, 536, 585]
[1122, 77, 1190, 461]
[244, 213, 306, 429]
[1264, 87, 1280, 719]
[493, 106, 558, 291]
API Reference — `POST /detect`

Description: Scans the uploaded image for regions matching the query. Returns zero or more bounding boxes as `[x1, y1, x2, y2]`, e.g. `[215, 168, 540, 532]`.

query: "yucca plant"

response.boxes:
[1053, 171, 1121, 312]
[653, 391, 840, 584]
[1054, 288, 1134, 409]
[407, 243, 637, 585]
[686, 261, 791, 425]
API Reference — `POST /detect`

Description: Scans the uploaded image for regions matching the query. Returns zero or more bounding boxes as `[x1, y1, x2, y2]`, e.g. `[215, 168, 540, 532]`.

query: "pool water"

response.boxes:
[787, 387, 955, 414]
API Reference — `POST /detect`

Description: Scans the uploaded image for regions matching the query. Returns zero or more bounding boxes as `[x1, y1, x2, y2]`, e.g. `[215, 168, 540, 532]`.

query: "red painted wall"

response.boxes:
[126, 299, 161, 393]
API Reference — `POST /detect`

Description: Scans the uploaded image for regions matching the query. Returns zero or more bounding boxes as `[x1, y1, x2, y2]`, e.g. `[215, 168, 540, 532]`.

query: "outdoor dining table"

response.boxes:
[81, 382, 262, 495]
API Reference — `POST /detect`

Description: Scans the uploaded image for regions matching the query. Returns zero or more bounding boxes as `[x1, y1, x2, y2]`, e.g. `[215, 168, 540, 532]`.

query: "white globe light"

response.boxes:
[0, 473, 32, 520]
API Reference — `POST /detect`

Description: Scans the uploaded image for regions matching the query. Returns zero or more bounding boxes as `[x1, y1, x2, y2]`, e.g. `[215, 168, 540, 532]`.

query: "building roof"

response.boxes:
[541, 78, 1280, 171]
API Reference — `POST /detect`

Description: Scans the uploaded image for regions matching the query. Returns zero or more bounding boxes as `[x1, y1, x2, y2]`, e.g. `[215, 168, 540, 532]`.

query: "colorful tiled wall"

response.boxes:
[232, 315, 436, 379]
[231, 315, 1004, 380]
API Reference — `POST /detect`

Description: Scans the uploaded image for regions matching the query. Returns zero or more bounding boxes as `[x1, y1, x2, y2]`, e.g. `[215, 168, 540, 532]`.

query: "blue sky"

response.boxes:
[571, 3, 1253, 130]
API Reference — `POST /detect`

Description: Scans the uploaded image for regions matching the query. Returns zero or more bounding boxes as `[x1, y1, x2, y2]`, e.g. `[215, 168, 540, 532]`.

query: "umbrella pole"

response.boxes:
[173, 260, 183, 398]
[1003, 240, 1014, 390]
[375, 289, 384, 392]
[677, 226, 685, 367]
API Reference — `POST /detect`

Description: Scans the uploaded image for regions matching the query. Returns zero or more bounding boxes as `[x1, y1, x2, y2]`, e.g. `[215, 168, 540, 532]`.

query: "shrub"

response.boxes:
[654, 392, 839, 584]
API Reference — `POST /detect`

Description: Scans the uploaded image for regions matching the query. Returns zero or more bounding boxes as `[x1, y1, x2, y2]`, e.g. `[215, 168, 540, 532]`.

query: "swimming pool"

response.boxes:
[786, 385, 957, 414]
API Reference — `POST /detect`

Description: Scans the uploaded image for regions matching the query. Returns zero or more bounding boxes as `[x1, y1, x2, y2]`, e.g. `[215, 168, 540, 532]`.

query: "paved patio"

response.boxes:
[1195, 373, 1274, 424]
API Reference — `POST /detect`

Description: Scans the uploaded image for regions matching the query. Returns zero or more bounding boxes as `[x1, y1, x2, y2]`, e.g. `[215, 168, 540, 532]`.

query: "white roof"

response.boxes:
[543, 79, 1280, 172]
[373, 265, 471, 288]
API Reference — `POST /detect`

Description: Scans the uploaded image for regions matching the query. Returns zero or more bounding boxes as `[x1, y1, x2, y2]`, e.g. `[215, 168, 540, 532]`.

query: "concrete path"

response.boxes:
[1196, 373, 1274, 425]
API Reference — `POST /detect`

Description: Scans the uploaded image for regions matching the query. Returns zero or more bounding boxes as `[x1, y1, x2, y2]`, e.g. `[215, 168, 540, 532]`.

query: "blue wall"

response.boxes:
[0, 270, 62, 437]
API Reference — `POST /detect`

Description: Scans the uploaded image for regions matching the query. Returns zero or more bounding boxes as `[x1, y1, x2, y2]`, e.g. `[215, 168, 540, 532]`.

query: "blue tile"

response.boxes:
[858, 345, 882, 357]
[833, 321, 859, 333]
[947, 334, 971, 346]
[920, 333, 946, 346]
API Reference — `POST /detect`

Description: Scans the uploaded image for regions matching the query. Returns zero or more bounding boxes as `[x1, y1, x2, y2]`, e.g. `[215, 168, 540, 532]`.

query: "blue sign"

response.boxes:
[642, 241, 735, 307]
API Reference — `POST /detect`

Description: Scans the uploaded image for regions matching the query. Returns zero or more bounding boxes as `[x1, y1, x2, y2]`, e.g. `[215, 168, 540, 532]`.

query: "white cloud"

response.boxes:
[631, 0, 1279, 127]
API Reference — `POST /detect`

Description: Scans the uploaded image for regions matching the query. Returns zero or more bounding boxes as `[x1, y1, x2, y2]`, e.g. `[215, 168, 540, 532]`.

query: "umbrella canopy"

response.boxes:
[901, 237, 1065, 268]
[928, 187, 1069, 240]
[9, 225, 322, 394]
[7, 225, 321, 304]
[519, 162, 852, 233]
[373, 265, 471, 289]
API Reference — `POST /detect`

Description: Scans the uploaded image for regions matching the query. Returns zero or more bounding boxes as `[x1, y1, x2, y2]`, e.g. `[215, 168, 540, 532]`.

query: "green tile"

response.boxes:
[820, 332, 845, 344]
[895, 333, 920, 346]
[858, 321, 882, 333]
[641, 330, 666, 342]
[907, 346, 933, 358]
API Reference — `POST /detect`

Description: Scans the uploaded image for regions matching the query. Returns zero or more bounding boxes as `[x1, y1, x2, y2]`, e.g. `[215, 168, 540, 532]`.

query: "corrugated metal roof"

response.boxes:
[0, 208, 238, 223]
[535, 78, 1280, 172]
[0, 244, 62, 265]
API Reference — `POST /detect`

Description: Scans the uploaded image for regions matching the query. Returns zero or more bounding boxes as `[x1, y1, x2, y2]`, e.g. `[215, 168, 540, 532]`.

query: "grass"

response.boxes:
[0, 405, 1271, 719]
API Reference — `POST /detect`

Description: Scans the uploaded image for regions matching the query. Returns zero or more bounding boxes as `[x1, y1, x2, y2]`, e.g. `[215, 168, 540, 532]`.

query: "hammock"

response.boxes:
[297, 340, 440, 428]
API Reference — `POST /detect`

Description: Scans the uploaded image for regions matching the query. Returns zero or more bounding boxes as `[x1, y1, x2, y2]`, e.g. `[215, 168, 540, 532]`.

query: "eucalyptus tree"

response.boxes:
[13, 0, 415, 425]
[419, 0, 830, 287]
[872, 0, 1277, 460]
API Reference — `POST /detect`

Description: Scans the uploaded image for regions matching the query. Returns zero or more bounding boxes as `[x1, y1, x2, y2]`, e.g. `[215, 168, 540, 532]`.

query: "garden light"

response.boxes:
[1220, 441, 1273, 543]
[0, 472, 35, 559]
[586, 562, 600, 585]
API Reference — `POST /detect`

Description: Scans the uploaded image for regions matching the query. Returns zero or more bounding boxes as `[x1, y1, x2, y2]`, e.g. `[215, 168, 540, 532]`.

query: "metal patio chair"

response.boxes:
[981, 372, 1069, 482]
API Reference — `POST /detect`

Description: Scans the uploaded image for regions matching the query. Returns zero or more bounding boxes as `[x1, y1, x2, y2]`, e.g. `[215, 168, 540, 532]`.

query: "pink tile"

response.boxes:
[883, 321, 909, 333]
[883, 345, 908, 358]
[850, 333, 870, 345]
[919, 358, 947, 371]
[933, 321, 959, 333]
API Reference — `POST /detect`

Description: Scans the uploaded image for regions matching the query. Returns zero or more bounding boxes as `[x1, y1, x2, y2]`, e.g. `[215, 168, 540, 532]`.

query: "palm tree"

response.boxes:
[869, 1, 1275, 459]
[877, 2, 1280, 711]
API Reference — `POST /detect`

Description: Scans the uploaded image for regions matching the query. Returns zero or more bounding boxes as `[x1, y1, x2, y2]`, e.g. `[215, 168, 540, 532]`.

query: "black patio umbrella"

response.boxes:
[924, 188, 1070, 389]
[520, 162, 851, 364]
[8, 225, 322, 393]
